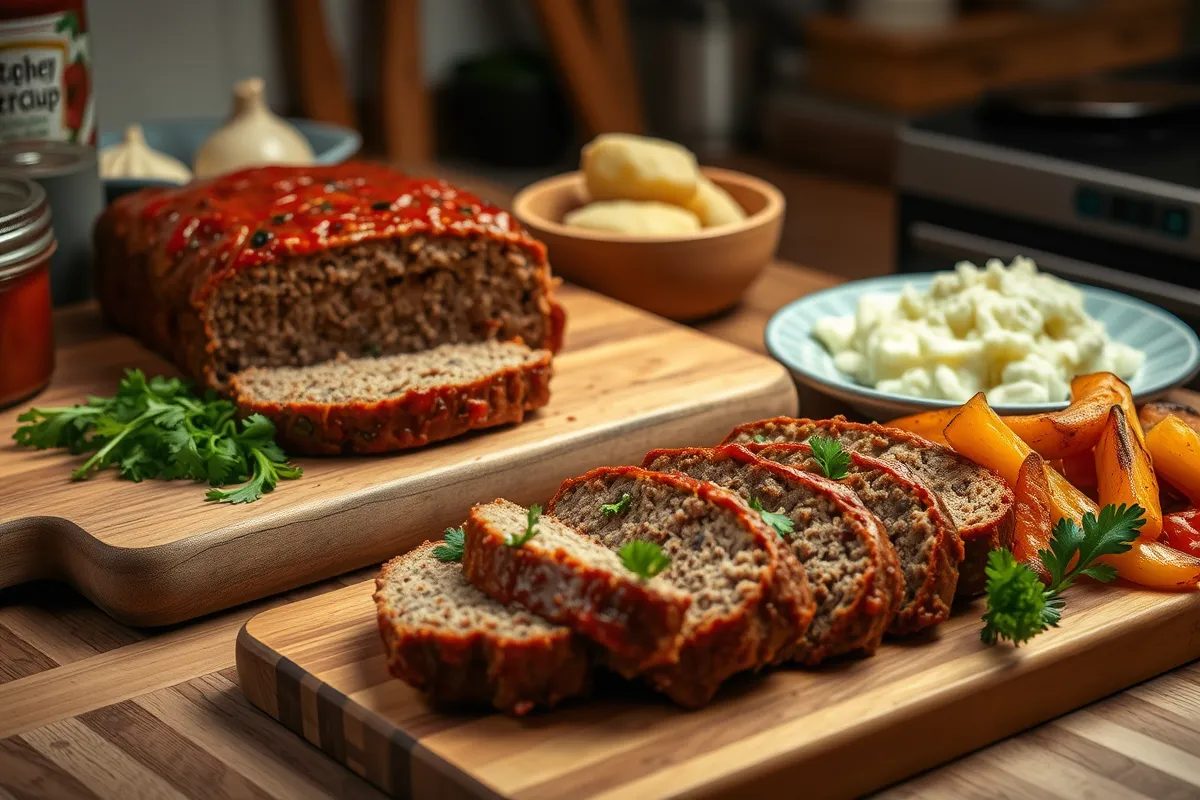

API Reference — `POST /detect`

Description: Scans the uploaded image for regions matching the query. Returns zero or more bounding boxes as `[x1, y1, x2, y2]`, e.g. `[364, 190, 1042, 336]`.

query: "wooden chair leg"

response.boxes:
[590, 0, 644, 132]
[379, 0, 433, 165]
[281, 0, 357, 130]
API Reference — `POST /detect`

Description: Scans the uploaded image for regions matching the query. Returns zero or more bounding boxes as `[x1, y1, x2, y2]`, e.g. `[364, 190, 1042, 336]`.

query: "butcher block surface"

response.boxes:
[0, 285, 797, 626]
[237, 575, 1200, 799]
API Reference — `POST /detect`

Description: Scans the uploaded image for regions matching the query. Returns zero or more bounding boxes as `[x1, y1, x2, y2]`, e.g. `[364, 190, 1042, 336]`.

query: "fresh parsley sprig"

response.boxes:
[619, 540, 670, 580]
[505, 504, 542, 548]
[808, 436, 851, 481]
[750, 497, 794, 538]
[13, 369, 302, 504]
[433, 527, 466, 562]
[601, 493, 632, 516]
[981, 503, 1144, 646]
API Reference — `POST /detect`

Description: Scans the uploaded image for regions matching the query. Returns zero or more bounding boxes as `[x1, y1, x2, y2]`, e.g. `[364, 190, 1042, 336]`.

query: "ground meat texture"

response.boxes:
[373, 542, 591, 716]
[724, 417, 1014, 597]
[462, 499, 691, 674]
[547, 466, 813, 708]
[232, 341, 553, 455]
[643, 445, 902, 664]
[749, 442, 962, 635]
[208, 237, 550, 384]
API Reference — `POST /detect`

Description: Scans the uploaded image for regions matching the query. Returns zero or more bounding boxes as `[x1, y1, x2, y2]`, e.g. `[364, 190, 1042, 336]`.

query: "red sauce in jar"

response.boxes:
[0, 176, 55, 408]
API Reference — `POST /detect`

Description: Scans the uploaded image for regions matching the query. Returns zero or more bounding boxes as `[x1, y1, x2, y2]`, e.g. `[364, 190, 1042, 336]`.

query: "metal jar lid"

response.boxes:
[0, 176, 55, 282]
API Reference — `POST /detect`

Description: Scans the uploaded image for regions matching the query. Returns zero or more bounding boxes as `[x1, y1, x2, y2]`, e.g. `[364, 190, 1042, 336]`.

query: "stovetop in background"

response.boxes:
[897, 57, 1200, 342]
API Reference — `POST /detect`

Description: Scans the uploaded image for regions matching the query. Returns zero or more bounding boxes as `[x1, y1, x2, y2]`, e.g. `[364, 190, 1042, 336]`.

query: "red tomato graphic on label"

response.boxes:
[64, 58, 88, 131]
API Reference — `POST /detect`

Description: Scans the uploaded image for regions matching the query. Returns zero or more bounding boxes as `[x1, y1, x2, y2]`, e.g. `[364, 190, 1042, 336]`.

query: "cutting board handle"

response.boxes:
[0, 517, 58, 588]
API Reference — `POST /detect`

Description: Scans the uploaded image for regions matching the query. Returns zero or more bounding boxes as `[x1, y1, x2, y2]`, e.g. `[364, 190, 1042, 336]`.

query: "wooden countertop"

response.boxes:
[2, 262, 1197, 800]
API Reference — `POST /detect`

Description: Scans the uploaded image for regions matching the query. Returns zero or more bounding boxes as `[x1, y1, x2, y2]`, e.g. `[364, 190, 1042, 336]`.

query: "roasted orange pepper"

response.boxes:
[1012, 453, 1052, 583]
[1000, 372, 1135, 458]
[887, 407, 956, 447]
[1145, 415, 1200, 506]
[1061, 450, 1098, 491]
[945, 393, 1098, 524]
[1094, 405, 1161, 540]
[1100, 540, 1200, 590]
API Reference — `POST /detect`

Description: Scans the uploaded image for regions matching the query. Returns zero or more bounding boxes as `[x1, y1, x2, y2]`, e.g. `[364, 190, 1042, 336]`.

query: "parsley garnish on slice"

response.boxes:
[981, 503, 1144, 646]
[750, 497, 794, 538]
[619, 540, 671, 580]
[753, 434, 769, 444]
[601, 493, 632, 516]
[13, 369, 302, 504]
[505, 504, 542, 548]
[808, 436, 851, 480]
[433, 527, 465, 562]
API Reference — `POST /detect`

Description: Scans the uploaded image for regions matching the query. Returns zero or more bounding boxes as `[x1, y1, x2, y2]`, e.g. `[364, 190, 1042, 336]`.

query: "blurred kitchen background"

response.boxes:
[43, 0, 1200, 309]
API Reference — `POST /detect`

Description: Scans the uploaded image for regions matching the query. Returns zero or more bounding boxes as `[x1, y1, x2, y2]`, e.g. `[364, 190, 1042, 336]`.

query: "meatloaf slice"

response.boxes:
[94, 163, 565, 392]
[373, 541, 591, 716]
[231, 340, 552, 454]
[643, 445, 902, 664]
[547, 466, 814, 708]
[745, 442, 962, 635]
[724, 417, 1014, 597]
[462, 499, 691, 673]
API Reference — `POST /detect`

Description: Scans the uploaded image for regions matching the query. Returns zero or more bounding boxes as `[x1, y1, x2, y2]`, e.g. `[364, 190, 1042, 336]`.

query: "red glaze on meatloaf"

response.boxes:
[548, 466, 814, 708]
[94, 163, 565, 391]
[643, 444, 902, 664]
[724, 417, 1014, 597]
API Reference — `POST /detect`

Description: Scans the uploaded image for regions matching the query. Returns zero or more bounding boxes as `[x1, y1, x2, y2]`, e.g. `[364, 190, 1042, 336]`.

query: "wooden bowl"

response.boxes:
[512, 167, 785, 320]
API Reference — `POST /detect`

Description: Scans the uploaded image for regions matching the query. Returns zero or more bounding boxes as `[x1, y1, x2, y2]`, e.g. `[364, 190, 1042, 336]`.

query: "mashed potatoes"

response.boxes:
[813, 257, 1144, 404]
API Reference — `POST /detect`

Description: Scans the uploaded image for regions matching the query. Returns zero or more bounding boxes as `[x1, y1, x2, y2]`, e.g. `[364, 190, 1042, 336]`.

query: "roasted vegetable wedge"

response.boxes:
[1012, 453, 1053, 583]
[1095, 405, 1161, 540]
[1099, 540, 1200, 590]
[1061, 451, 1098, 491]
[1000, 372, 1137, 458]
[1139, 400, 1200, 436]
[886, 408, 956, 446]
[945, 393, 1098, 524]
[1145, 415, 1200, 506]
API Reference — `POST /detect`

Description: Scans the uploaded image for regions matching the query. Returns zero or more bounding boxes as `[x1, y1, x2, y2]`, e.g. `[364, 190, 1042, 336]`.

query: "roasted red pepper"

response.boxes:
[1162, 510, 1200, 558]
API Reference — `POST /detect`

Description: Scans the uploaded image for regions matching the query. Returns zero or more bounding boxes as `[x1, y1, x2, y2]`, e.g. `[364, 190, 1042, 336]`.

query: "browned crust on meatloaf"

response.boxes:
[231, 349, 552, 455]
[724, 417, 1014, 597]
[643, 445, 901, 664]
[548, 466, 813, 708]
[462, 499, 690, 673]
[93, 164, 564, 392]
[373, 542, 591, 715]
[745, 442, 962, 635]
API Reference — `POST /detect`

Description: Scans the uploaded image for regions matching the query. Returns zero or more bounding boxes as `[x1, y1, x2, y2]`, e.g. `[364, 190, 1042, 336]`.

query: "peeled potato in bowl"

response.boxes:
[582, 133, 700, 206]
[563, 200, 701, 236]
[686, 175, 747, 228]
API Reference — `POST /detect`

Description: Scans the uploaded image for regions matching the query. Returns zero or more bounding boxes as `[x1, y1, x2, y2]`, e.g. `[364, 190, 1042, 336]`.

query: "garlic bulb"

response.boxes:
[193, 78, 314, 179]
[99, 124, 192, 183]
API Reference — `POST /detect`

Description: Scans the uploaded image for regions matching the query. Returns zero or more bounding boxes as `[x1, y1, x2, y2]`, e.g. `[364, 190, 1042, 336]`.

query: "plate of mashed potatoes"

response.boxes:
[767, 257, 1200, 419]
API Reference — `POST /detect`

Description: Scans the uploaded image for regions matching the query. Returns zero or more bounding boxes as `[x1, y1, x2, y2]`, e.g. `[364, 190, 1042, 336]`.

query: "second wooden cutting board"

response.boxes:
[0, 284, 796, 625]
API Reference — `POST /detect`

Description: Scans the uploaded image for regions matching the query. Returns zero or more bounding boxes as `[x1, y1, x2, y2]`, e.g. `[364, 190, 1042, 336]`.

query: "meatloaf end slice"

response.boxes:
[231, 340, 552, 455]
[373, 541, 591, 716]
[547, 466, 813, 708]
[746, 442, 962, 635]
[463, 499, 691, 673]
[643, 445, 902, 664]
[724, 417, 1014, 597]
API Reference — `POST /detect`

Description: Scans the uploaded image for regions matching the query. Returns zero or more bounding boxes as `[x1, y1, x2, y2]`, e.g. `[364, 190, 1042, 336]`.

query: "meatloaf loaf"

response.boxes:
[643, 445, 902, 664]
[462, 499, 691, 673]
[745, 442, 962, 635]
[548, 466, 814, 708]
[374, 541, 591, 715]
[95, 163, 565, 392]
[724, 417, 1013, 597]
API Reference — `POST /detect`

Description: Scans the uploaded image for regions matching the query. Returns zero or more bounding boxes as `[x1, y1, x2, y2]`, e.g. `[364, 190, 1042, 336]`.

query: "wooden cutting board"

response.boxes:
[236, 578, 1200, 799]
[0, 286, 796, 626]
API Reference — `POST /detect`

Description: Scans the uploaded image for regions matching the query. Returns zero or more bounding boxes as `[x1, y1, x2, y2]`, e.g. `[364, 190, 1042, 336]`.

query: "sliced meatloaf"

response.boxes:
[724, 417, 1014, 596]
[232, 341, 552, 454]
[547, 466, 814, 708]
[643, 445, 902, 664]
[374, 541, 591, 716]
[744, 442, 962, 635]
[95, 163, 565, 392]
[462, 499, 691, 673]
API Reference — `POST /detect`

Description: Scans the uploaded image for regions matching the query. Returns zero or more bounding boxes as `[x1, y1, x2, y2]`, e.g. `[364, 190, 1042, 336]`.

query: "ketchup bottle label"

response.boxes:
[0, 9, 93, 145]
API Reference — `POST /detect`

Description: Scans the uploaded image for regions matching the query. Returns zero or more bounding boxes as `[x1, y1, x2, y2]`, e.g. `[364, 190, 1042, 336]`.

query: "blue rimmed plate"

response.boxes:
[765, 273, 1200, 421]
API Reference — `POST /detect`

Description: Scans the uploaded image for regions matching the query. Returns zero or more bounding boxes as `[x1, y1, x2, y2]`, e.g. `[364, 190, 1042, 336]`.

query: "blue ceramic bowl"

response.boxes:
[766, 272, 1200, 421]
[99, 118, 361, 203]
